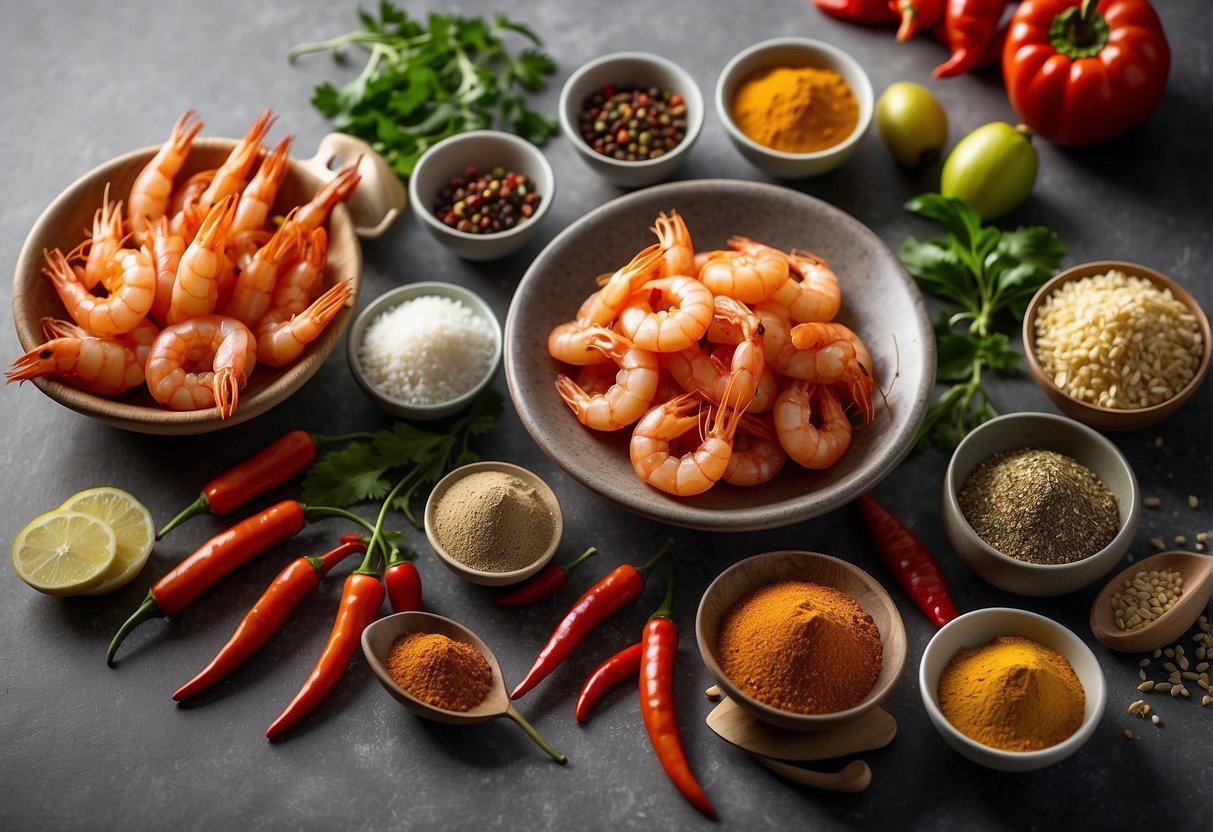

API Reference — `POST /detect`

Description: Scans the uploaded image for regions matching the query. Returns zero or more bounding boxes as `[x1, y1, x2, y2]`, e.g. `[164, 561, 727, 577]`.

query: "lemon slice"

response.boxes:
[60, 487, 155, 596]
[12, 510, 117, 596]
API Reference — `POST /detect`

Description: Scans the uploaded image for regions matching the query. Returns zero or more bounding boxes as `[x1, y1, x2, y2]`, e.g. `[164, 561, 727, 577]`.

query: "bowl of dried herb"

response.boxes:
[941, 411, 1141, 597]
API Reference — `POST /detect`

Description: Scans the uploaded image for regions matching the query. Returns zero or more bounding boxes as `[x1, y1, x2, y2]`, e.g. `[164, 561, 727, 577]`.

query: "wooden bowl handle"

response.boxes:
[302, 133, 405, 239]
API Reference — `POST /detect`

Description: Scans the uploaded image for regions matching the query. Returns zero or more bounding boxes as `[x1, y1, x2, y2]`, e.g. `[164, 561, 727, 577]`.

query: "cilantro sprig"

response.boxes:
[288, 2, 557, 179]
[899, 194, 1066, 450]
[301, 390, 502, 527]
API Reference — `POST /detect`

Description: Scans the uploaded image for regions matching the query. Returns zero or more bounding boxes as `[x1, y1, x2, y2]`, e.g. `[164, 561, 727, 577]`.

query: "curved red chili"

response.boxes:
[266, 567, 385, 740]
[855, 493, 958, 628]
[639, 563, 715, 819]
[108, 500, 308, 666]
[510, 539, 672, 700]
[934, 0, 1011, 77]
[172, 539, 365, 701]
[892, 0, 945, 40]
[575, 642, 642, 724]
[156, 431, 318, 539]
[496, 546, 597, 607]
[813, 0, 900, 24]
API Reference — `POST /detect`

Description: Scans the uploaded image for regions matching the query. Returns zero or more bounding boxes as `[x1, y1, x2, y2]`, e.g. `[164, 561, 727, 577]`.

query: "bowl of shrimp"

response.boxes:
[504, 179, 934, 532]
[8, 109, 405, 434]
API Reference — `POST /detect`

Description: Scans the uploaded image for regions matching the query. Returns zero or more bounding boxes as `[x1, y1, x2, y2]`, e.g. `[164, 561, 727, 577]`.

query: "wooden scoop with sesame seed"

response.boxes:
[1089, 551, 1213, 653]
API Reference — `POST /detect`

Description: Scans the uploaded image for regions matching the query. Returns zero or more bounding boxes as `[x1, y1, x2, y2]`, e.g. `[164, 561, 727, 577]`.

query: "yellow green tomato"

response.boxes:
[941, 122, 1038, 221]
[875, 82, 949, 167]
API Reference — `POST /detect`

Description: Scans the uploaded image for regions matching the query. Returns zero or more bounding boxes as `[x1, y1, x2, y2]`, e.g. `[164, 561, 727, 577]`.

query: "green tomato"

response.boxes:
[941, 122, 1038, 221]
[875, 82, 949, 168]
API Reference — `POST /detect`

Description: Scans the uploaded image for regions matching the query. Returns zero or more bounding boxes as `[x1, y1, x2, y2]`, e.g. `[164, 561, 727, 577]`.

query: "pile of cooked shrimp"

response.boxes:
[6, 109, 360, 419]
[547, 211, 877, 497]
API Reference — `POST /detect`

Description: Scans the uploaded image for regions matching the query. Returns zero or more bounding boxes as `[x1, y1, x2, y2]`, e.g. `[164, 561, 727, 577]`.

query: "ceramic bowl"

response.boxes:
[504, 178, 934, 532]
[696, 550, 907, 733]
[1022, 260, 1211, 432]
[558, 51, 704, 188]
[942, 412, 1141, 597]
[423, 461, 563, 586]
[347, 281, 502, 421]
[10, 132, 404, 434]
[715, 37, 874, 179]
[408, 130, 554, 261]
[919, 607, 1106, 772]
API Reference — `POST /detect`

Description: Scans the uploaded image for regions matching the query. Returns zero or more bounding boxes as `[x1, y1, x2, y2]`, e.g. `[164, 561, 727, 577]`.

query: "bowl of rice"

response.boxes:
[1024, 261, 1210, 431]
[348, 281, 502, 420]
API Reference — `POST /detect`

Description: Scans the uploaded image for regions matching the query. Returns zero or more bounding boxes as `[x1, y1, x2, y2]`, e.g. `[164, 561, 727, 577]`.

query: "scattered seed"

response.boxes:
[1203, 695, 1212, 707]
[1163, 661, 1178, 673]
[1201, 616, 1210, 633]
[1138, 681, 1156, 691]
[1153, 648, 1163, 658]
[1200, 679, 1210, 692]
[1171, 685, 1182, 697]
[1197, 532, 1209, 544]
[1169, 672, 1182, 684]
[1151, 714, 1161, 725]
[1128, 700, 1143, 714]
[1142, 704, 1151, 715]
[1153, 436, 1164, 447]
[1182, 671, 1199, 680]
[1165, 648, 1176, 658]
[1144, 497, 1161, 509]
[1198, 543, 1207, 552]
[1179, 656, 1190, 670]
[1149, 537, 1166, 551]
[1138, 657, 1151, 667]
[1139, 668, 1147, 680]
[1124, 728, 1135, 738]
[1155, 682, 1172, 692]
[1176, 645, 1185, 655]
[1197, 662, 1209, 672]
[1174, 535, 1188, 546]
[705, 684, 721, 700]
[1188, 495, 1199, 509]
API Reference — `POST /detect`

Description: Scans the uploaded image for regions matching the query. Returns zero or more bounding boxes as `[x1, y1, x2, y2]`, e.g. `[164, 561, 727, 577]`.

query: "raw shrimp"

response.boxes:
[43, 247, 154, 337]
[773, 382, 853, 470]
[42, 317, 159, 369]
[296, 156, 361, 232]
[147, 215, 184, 323]
[255, 280, 351, 367]
[69, 184, 126, 291]
[224, 219, 300, 326]
[788, 321, 875, 424]
[724, 413, 786, 486]
[698, 237, 789, 303]
[628, 383, 747, 497]
[771, 250, 842, 323]
[232, 134, 293, 233]
[663, 296, 765, 409]
[144, 315, 257, 418]
[128, 110, 204, 244]
[6, 335, 144, 396]
[168, 194, 238, 324]
[616, 275, 714, 353]
[257, 227, 326, 325]
[554, 329, 658, 431]
[652, 211, 694, 277]
[198, 109, 273, 209]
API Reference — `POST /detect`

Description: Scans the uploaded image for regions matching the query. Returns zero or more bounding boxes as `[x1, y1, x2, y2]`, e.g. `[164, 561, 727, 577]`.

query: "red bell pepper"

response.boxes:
[1002, 0, 1171, 146]
[813, 0, 900, 25]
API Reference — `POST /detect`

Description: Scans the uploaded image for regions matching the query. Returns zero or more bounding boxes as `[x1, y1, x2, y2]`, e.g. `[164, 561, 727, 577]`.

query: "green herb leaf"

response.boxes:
[301, 442, 392, 508]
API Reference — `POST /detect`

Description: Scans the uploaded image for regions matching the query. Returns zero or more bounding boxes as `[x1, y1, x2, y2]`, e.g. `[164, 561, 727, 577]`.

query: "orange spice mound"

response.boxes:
[717, 580, 882, 714]
[387, 631, 493, 712]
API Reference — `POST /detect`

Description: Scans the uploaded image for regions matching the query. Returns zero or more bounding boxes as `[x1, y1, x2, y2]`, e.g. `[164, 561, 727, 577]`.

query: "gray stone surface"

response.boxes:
[1, 1, 1208, 830]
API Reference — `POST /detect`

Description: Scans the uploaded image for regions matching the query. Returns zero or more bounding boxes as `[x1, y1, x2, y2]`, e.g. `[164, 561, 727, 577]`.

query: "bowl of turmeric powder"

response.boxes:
[715, 37, 874, 179]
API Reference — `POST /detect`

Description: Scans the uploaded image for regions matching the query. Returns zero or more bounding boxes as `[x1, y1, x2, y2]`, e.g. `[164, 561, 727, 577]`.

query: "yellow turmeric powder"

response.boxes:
[716, 580, 882, 714]
[937, 635, 1085, 751]
[731, 66, 859, 153]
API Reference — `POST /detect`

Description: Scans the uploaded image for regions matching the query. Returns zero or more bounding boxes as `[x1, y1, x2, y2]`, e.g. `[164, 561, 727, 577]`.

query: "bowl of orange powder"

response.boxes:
[695, 550, 907, 732]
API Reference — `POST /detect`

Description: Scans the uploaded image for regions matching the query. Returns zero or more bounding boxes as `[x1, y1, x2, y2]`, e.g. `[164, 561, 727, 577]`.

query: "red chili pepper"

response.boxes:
[813, 0, 901, 25]
[855, 493, 958, 629]
[172, 539, 365, 702]
[934, 0, 1012, 77]
[639, 562, 715, 819]
[384, 558, 423, 613]
[510, 538, 673, 700]
[266, 560, 385, 740]
[108, 499, 308, 665]
[574, 642, 642, 724]
[496, 547, 598, 607]
[156, 431, 318, 539]
[891, 0, 946, 40]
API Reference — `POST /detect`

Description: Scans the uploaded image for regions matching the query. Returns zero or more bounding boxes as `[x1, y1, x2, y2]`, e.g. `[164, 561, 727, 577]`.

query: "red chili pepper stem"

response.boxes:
[649, 556, 677, 623]
[636, 537, 674, 582]
[503, 707, 569, 764]
[559, 545, 598, 578]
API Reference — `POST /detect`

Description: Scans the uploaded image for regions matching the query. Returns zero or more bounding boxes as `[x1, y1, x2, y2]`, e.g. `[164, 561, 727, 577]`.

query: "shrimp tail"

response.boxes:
[213, 367, 241, 419]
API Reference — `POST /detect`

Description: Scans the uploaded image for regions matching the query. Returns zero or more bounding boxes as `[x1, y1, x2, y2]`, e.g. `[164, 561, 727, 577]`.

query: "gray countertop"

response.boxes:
[1, 1, 1209, 830]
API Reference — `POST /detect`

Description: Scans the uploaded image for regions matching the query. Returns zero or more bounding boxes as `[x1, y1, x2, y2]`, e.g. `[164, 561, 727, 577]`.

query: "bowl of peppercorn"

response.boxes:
[558, 52, 704, 188]
[408, 130, 555, 261]
[941, 412, 1141, 597]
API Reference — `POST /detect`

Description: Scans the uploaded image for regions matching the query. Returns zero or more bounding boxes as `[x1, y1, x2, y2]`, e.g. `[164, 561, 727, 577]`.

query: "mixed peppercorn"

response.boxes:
[577, 84, 688, 161]
[432, 166, 540, 235]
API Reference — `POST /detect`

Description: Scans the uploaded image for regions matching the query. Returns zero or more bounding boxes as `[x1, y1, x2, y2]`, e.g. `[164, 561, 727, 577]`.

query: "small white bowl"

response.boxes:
[919, 607, 1106, 772]
[941, 412, 1140, 597]
[347, 282, 502, 421]
[715, 37, 873, 179]
[408, 130, 554, 261]
[558, 52, 704, 188]
[424, 461, 563, 586]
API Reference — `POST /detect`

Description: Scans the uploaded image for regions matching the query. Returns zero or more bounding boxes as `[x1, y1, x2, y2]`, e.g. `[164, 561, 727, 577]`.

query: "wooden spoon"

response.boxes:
[1089, 551, 1213, 653]
[752, 756, 872, 793]
[706, 696, 897, 761]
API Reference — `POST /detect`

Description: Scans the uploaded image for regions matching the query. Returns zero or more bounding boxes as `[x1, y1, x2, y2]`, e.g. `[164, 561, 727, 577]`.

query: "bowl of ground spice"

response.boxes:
[1024, 261, 1210, 431]
[942, 412, 1141, 597]
[919, 607, 1106, 772]
[715, 37, 873, 179]
[424, 461, 563, 586]
[696, 550, 907, 732]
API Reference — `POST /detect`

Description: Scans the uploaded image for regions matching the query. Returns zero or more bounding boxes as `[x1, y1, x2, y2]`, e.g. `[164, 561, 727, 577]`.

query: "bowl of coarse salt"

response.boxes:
[348, 281, 503, 420]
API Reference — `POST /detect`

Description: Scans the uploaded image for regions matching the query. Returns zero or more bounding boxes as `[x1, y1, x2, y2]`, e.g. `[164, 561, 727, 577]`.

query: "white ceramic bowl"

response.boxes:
[347, 282, 502, 420]
[408, 130, 554, 261]
[715, 37, 873, 179]
[423, 461, 563, 586]
[941, 412, 1141, 597]
[558, 51, 704, 188]
[919, 607, 1107, 772]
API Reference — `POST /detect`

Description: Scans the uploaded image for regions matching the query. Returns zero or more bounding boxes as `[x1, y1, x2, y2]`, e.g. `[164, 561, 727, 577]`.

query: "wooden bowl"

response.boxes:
[695, 550, 907, 732]
[1023, 261, 1211, 432]
[10, 132, 404, 434]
